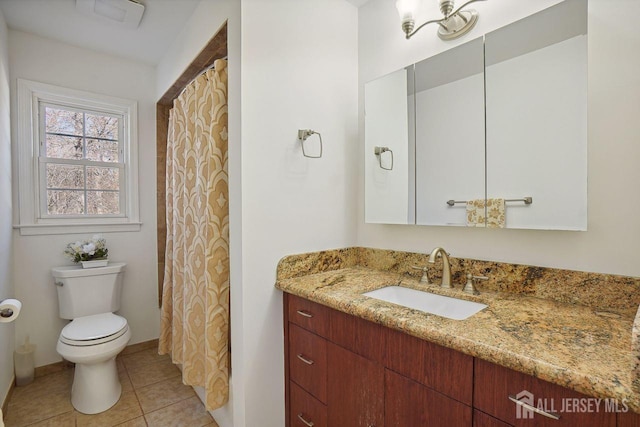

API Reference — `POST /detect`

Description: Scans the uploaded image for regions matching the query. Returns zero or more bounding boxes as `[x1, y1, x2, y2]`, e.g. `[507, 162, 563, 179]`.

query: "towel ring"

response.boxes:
[374, 146, 394, 171]
[298, 129, 323, 158]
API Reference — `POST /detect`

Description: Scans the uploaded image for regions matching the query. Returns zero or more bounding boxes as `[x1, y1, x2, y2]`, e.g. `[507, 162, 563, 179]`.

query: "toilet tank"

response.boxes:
[52, 263, 126, 319]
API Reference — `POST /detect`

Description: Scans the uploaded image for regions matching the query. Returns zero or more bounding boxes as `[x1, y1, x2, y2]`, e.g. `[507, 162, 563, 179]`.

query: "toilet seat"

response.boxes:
[60, 313, 128, 347]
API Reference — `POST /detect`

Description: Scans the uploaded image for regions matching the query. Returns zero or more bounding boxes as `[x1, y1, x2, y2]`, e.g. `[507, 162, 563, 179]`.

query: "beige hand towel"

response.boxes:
[466, 198, 505, 228]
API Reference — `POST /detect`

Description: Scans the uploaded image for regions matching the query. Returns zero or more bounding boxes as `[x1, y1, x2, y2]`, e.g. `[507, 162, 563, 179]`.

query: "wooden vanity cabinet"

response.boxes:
[284, 294, 634, 427]
[285, 294, 471, 427]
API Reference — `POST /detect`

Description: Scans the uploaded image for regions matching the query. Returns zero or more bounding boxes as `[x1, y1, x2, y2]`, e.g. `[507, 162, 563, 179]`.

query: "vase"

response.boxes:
[81, 259, 108, 269]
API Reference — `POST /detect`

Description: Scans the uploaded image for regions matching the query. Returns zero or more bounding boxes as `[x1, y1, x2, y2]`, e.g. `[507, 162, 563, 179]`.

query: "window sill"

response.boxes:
[14, 222, 142, 236]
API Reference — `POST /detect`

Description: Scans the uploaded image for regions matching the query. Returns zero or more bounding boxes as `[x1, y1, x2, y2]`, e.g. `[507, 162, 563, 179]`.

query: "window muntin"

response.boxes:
[39, 103, 125, 218]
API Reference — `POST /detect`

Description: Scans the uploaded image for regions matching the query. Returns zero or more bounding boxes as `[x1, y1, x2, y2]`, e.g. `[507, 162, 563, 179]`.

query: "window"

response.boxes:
[16, 79, 140, 235]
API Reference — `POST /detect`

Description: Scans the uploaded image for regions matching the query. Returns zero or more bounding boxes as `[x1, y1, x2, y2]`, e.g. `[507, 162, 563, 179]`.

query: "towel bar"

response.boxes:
[446, 197, 533, 206]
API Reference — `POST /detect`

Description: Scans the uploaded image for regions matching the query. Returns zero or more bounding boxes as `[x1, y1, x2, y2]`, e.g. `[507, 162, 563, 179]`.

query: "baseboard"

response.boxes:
[1, 377, 14, 421]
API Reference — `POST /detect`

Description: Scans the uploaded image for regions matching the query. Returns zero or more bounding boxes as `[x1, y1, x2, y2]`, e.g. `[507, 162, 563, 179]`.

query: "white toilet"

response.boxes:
[52, 262, 131, 414]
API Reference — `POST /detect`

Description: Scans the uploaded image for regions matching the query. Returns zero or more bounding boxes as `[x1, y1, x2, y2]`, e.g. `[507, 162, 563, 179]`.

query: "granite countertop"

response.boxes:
[276, 265, 639, 411]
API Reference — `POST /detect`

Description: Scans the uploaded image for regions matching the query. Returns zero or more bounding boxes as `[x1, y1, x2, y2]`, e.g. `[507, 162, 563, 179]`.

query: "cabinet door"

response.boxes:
[475, 410, 513, 427]
[619, 411, 640, 427]
[386, 327, 473, 405]
[327, 342, 384, 427]
[474, 358, 616, 427]
[385, 369, 472, 426]
[329, 309, 386, 364]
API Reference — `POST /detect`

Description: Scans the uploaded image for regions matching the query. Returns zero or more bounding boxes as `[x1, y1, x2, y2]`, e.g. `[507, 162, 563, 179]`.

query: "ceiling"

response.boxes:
[0, 0, 373, 65]
[346, 0, 372, 6]
[0, 0, 201, 65]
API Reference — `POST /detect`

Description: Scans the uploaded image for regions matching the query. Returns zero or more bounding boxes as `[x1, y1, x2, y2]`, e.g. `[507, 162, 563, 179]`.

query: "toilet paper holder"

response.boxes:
[0, 300, 13, 319]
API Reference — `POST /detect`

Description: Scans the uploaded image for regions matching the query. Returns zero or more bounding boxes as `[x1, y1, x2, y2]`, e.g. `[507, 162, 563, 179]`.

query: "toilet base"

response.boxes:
[71, 357, 121, 414]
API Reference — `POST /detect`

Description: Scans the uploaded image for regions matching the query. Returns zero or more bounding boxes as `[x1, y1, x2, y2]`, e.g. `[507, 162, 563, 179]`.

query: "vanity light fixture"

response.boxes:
[396, 0, 486, 40]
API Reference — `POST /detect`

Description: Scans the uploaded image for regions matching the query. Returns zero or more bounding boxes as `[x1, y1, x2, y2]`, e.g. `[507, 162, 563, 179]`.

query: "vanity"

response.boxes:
[276, 248, 640, 427]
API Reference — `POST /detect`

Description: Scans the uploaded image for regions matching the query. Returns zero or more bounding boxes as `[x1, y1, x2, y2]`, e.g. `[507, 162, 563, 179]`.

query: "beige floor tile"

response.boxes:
[127, 358, 180, 389]
[5, 391, 73, 427]
[25, 411, 76, 427]
[144, 396, 213, 427]
[114, 416, 148, 426]
[34, 361, 74, 378]
[121, 348, 170, 371]
[10, 369, 73, 402]
[120, 369, 134, 393]
[120, 340, 159, 357]
[75, 390, 142, 427]
[136, 376, 195, 414]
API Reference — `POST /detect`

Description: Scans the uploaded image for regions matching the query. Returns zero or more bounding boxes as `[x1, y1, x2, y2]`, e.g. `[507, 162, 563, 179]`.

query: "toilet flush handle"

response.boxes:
[55, 281, 63, 287]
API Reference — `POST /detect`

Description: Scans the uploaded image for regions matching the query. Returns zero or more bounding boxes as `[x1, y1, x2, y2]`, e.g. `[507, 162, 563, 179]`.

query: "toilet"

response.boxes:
[52, 262, 130, 414]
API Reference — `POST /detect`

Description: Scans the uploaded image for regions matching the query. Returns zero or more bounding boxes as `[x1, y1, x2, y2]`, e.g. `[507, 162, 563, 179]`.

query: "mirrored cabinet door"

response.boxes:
[364, 66, 415, 224]
[414, 37, 485, 226]
[485, 0, 587, 230]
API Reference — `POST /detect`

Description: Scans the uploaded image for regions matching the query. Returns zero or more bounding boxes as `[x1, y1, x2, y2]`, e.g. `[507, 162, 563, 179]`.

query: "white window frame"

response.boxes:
[15, 79, 141, 235]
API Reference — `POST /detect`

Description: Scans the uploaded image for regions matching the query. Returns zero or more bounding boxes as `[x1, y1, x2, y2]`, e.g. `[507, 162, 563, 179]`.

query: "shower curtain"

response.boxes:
[159, 59, 229, 410]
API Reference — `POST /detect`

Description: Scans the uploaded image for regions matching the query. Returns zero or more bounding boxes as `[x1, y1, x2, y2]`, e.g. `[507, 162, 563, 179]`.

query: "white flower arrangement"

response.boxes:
[64, 235, 109, 263]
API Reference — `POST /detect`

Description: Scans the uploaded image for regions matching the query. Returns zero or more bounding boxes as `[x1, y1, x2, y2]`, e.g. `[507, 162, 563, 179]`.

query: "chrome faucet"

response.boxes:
[428, 247, 452, 289]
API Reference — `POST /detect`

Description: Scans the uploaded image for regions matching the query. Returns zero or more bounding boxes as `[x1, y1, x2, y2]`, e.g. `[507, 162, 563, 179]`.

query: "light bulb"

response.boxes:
[395, 0, 420, 23]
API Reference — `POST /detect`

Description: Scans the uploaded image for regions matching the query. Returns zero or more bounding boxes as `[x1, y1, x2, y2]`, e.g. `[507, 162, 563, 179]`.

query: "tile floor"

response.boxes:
[4, 342, 219, 427]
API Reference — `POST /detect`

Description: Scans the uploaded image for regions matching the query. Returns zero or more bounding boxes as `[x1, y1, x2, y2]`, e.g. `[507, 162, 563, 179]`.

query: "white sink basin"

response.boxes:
[362, 286, 487, 320]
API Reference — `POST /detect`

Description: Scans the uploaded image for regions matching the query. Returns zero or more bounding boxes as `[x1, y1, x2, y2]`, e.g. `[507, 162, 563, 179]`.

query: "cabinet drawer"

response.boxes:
[290, 381, 327, 427]
[474, 358, 616, 426]
[288, 294, 330, 337]
[289, 323, 327, 403]
[386, 327, 473, 405]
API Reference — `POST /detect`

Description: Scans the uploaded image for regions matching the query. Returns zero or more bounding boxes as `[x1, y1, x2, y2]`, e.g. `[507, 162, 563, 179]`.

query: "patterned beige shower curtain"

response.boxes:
[159, 59, 229, 410]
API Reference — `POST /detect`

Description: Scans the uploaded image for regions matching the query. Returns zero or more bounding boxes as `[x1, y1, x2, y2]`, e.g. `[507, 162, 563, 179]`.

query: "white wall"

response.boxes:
[358, 0, 640, 277]
[241, 1, 358, 426]
[9, 31, 160, 366]
[0, 7, 15, 405]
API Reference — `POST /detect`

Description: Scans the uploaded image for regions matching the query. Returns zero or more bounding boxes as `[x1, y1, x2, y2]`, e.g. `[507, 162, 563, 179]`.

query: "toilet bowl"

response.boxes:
[56, 313, 131, 414]
[52, 263, 130, 414]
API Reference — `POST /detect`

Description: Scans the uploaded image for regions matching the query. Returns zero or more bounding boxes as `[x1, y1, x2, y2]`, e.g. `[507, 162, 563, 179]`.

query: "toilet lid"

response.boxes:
[61, 313, 127, 341]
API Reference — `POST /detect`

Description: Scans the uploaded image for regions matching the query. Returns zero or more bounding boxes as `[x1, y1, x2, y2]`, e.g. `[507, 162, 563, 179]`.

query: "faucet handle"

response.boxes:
[411, 266, 431, 284]
[463, 273, 488, 295]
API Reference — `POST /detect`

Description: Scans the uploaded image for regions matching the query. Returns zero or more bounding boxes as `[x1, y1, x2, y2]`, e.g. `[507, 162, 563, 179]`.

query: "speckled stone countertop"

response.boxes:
[275, 247, 640, 412]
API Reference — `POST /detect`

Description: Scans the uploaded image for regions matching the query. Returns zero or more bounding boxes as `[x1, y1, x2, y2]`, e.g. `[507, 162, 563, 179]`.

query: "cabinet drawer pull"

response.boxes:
[296, 310, 313, 318]
[297, 413, 314, 426]
[508, 394, 560, 420]
[296, 354, 314, 365]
